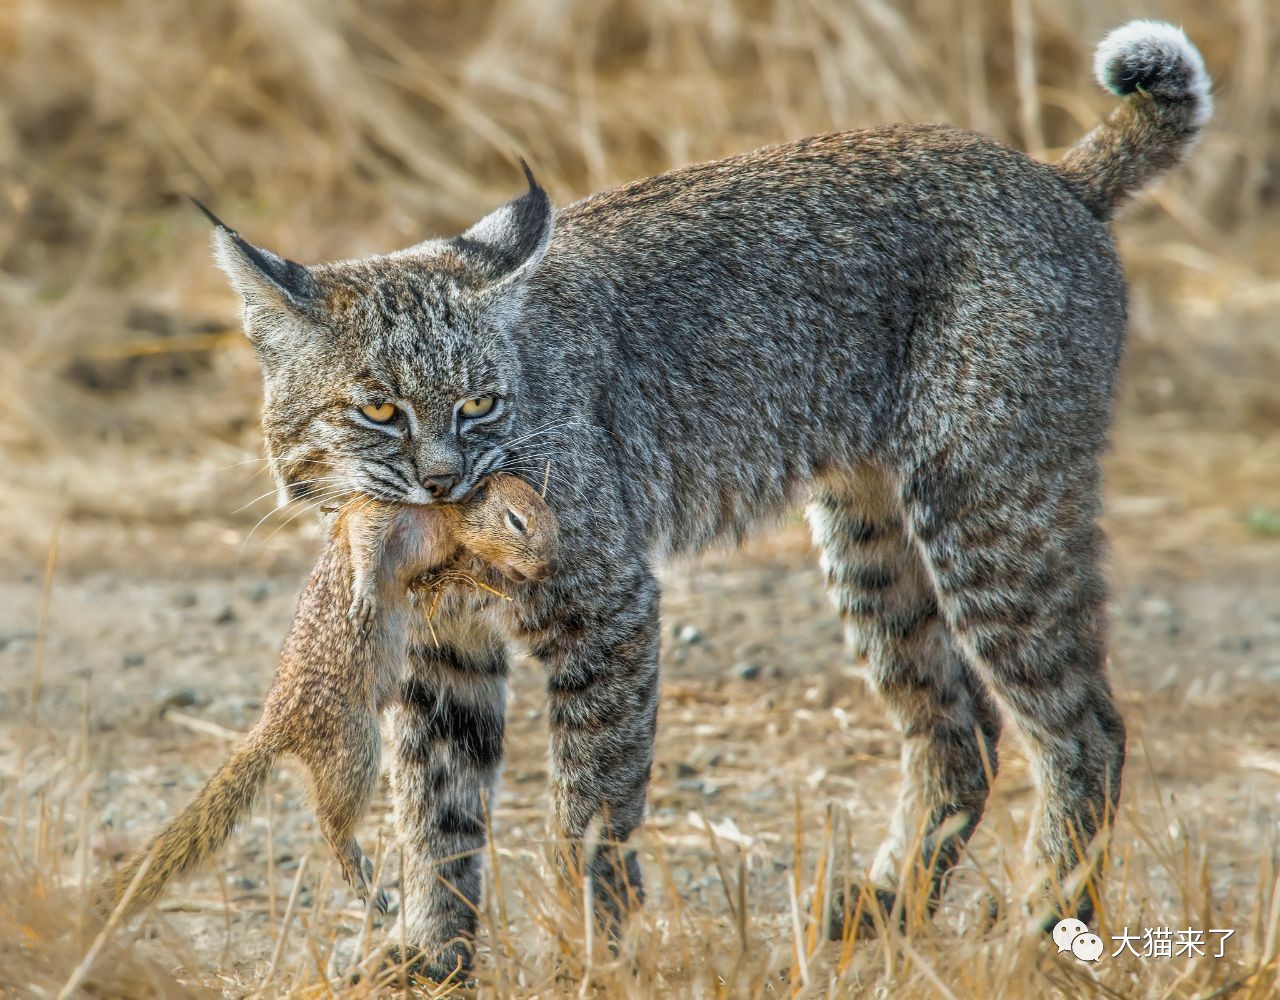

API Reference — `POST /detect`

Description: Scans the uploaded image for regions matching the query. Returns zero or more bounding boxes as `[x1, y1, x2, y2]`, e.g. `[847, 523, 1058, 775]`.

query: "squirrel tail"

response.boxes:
[100, 727, 283, 916]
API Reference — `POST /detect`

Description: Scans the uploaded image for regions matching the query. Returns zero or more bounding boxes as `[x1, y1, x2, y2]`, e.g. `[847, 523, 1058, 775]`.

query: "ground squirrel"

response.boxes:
[103, 473, 558, 916]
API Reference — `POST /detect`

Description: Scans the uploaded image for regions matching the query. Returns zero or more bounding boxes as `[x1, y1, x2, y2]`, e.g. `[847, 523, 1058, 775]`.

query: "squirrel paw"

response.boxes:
[347, 593, 378, 633]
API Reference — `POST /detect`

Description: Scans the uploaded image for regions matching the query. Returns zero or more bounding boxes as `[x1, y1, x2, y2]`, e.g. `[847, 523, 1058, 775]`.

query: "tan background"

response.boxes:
[1, 1, 1277, 996]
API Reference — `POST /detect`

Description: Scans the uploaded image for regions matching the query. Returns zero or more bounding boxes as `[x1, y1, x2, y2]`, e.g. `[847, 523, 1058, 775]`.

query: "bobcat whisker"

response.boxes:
[237, 486, 356, 560]
[231, 476, 346, 516]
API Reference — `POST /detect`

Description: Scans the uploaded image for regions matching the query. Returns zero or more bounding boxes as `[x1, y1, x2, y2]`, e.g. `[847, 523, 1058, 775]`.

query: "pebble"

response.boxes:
[676, 778, 720, 798]
[158, 687, 199, 712]
[122, 652, 146, 668]
[174, 590, 199, 609]
[676, 624, 703, 645]
[247, 581, 276, 603]
[214, 605, 237, 625]
[673, 761, 699, 778]
[0, 632, 36, 651]
[734, 661, 763, 681]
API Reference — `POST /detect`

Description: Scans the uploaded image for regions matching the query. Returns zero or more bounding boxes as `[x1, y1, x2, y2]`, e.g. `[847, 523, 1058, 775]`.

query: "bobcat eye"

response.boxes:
[360, 402, 397, 423]
[459, 396, 495, 419]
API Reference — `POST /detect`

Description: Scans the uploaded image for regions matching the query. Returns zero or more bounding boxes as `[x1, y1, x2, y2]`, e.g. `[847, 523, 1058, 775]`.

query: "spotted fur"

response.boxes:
[203, 21, 1207, 974]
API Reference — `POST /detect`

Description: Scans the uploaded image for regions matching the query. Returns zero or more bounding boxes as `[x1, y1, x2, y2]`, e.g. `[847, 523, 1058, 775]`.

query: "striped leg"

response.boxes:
[906, 455, 1125, 925]
[524, 563, 660, 934]
[387, 617, 508, 982]
[808, 466, 1002, 938]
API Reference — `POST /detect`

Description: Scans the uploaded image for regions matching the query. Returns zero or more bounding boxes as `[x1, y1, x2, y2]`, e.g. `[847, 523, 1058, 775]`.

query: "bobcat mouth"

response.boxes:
[412, 472, 489, 507]
[452, 475, 490, 504]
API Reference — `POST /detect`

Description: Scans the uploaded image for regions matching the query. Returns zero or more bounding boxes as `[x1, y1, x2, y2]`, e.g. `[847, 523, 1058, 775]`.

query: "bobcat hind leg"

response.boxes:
[808, 465, 1002, 938]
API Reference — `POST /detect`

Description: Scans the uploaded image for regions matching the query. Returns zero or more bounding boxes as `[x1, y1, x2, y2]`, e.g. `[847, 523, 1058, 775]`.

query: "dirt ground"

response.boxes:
[3, 487, 1278, 996]
[2, 3, 1278, 993]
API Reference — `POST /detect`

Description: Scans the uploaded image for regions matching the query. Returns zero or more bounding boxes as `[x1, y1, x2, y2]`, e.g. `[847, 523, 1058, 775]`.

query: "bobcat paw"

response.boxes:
[326, 938, 472, 988]
[826, 882, 905, 940]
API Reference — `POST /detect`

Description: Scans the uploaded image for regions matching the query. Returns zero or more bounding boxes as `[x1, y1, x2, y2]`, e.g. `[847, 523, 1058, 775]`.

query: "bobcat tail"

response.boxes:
[100, 727, 284, 916]
[1054, 20, 1212, 220]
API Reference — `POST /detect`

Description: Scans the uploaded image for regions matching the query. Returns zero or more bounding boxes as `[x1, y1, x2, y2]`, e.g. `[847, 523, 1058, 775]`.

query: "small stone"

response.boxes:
[122, 652, 146, 669]
[214, 605, 237, 625]
[158, 688, 198, 712]
[0, 632, 36, 651]
[247, 581, 275, 603]
[674, 761, 699, 779]
[174, 590, 198, 609]
[677, 625, 703, 645]
[734, 661, 763, 681]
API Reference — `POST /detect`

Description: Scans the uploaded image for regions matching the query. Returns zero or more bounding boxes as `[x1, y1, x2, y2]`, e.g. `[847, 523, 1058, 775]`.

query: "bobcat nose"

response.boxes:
[422, 472, 459, 498]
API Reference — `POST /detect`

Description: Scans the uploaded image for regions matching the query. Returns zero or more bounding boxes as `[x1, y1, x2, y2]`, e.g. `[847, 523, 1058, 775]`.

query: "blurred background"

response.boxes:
[3, 3, 1279, 995]
[0, 0, 1276, 572]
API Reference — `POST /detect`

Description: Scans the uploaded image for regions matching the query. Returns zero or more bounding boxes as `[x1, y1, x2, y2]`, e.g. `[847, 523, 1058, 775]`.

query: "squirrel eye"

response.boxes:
[506, 510, 528, 535]
[460, 396, 495, 418]
[360, 402, 397, 423]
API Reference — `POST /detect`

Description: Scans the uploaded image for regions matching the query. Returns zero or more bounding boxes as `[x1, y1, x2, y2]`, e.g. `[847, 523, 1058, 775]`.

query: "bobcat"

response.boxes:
[103, 475, 558, 918]
[182, 21, 1208, 979]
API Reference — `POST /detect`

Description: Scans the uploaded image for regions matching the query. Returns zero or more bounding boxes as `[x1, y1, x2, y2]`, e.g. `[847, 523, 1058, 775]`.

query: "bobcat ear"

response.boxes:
[453, 160, 554, 286]
[193, 199, 316, 309]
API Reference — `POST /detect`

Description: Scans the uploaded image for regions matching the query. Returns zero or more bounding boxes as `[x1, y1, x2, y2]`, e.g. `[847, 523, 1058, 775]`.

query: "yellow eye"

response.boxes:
[460, 396, 495, 418]
[360, 402, 397, 423]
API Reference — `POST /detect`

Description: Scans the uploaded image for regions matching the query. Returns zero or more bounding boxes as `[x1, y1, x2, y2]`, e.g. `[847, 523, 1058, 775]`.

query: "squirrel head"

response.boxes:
[454, 473, 559, 583]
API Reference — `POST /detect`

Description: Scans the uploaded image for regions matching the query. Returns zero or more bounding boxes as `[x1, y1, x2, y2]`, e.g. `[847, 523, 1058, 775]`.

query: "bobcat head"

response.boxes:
[203, 166, 553, 509]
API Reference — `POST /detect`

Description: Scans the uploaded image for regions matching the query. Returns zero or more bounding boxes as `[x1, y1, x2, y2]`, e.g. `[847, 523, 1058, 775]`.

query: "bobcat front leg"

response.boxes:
[523, 562, 660, 933]
[388, 619, 509, 983]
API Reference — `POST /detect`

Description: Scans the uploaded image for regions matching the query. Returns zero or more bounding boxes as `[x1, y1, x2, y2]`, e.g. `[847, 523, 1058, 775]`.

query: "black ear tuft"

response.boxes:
[195, 198, 316, 306]
[517, 157, 541, 195]
[452, 164, 554, 286]
[190, 197, 231, 231]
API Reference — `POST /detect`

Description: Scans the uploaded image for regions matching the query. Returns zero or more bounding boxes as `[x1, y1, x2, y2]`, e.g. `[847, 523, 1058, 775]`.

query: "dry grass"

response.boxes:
[6, 632, 1280, 998]
[1, 0, 1278, 996]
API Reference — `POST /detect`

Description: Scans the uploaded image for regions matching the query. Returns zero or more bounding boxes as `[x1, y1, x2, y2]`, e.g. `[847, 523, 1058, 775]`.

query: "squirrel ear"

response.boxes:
[452, 160, 554, 287]
[193, 199, 316, 309]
